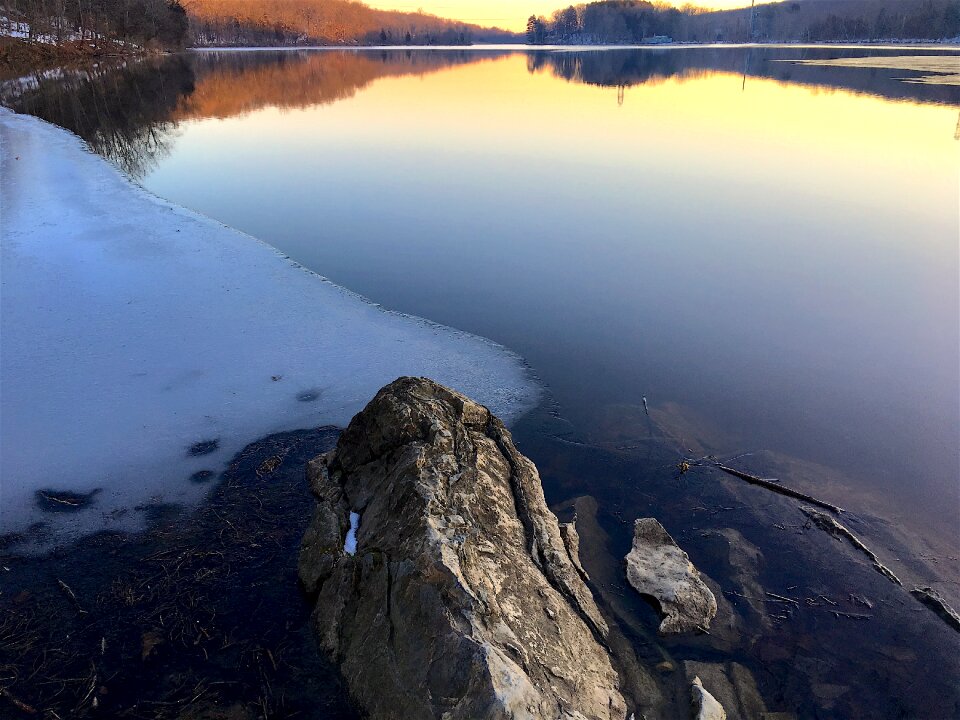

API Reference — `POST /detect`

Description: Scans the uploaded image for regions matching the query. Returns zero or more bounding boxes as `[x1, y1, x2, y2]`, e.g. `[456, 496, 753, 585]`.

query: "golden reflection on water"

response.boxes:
[178, 52, 959, 239]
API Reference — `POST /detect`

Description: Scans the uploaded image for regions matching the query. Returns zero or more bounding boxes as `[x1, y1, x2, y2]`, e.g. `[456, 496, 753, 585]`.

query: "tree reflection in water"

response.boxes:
[4, 46, 956, 178]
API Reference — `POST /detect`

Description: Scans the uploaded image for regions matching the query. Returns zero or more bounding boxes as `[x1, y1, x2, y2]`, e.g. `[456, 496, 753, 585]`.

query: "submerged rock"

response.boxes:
[690, 677, 726, 720]
[625, 518, 717, 634]
[298, 377, 627, 720]
[684, 661, 774, 720]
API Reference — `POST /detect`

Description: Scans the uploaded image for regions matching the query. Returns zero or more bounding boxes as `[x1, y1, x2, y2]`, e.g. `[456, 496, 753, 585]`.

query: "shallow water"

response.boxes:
[3, 43, 959, 717]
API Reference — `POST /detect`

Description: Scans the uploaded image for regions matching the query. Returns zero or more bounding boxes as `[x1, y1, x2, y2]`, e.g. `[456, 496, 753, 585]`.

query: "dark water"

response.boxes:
[3, 45, 959, 718]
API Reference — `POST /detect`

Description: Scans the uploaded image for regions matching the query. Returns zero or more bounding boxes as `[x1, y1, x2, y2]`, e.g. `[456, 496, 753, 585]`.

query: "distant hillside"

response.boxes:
[184, 0, 517, 46]
[527, 0, 960, 44]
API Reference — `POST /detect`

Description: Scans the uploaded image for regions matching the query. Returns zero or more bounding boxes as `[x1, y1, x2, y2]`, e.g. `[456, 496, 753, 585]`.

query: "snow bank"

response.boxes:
[0, 108, 539, 548]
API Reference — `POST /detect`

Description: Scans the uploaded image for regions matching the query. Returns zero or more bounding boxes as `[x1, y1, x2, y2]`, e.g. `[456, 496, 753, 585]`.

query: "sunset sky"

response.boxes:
[367, 1, 752, 31]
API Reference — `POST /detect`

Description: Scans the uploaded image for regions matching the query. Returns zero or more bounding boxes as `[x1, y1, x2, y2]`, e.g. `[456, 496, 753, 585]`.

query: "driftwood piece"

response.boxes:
[800, 507, 901, 585]
[910, 587, 960, 633]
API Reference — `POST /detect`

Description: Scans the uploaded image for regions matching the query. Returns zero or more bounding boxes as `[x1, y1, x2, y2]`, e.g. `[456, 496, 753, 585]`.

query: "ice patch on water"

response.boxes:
[0, 108, 540, 549]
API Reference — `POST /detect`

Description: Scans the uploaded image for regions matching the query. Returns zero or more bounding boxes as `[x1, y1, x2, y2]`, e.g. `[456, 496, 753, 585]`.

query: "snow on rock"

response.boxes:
[0, 108, 540, 548]
[343, 512, 360, 555]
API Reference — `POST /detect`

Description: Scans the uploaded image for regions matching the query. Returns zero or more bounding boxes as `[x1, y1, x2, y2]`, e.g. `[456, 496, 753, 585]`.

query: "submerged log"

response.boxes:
[799, 507, 901, 585]
[910, 587, 960, 633]
[712, 463, 844, 515]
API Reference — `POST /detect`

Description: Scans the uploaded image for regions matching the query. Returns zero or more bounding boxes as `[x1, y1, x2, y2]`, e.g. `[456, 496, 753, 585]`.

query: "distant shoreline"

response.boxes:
[187, 40, 960, 52]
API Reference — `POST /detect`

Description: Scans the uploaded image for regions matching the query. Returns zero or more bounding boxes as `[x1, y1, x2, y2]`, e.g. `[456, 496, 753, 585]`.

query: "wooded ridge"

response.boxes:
[527, 0, 960, 44]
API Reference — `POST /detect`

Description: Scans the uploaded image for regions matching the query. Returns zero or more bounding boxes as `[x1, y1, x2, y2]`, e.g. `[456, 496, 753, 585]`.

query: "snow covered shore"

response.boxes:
[0, 108, 539, 547]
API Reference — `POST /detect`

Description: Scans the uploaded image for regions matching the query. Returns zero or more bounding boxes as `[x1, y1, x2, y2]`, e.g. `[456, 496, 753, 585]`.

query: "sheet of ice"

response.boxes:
[344, 512, 360, 555]
[0, 108, 539, 547]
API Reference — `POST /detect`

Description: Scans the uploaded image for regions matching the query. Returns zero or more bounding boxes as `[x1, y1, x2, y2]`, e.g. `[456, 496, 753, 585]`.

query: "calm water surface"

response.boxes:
[6, 45, 957, 548]
[5, 45, 960, 718]
[146, 47, 959, 546]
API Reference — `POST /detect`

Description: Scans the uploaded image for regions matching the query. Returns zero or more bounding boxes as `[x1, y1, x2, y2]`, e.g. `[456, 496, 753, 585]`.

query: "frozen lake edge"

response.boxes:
[0, 108, 540, 547]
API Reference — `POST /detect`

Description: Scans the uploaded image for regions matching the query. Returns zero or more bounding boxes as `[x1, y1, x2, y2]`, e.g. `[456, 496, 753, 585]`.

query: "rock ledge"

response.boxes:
[299, 377, 627, 720]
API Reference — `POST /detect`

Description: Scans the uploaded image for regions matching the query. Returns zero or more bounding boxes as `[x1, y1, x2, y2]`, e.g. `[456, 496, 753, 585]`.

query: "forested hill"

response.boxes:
[527, 0, 960, 44]
[3, 0, 189, 48]
[2, 0, 516, 51]
[184, 0, 516, 46]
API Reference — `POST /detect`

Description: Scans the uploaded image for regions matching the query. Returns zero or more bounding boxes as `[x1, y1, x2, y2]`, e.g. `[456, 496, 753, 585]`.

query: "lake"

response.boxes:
[3, 44, 959, 717]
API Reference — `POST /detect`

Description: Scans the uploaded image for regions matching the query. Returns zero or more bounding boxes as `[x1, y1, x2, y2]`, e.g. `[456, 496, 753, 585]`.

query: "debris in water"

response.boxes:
[683, 457, 843, 514]
[257, 455, 283, 477]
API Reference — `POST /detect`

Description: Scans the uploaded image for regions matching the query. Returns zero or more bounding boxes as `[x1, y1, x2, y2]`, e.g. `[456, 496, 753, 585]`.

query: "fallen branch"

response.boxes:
[57, 580, 88, 614]
[800, 507, 901, 585]
[830, 610, 871, 621]
[765, 591, 799, 606]
[37, 492, 79, 507]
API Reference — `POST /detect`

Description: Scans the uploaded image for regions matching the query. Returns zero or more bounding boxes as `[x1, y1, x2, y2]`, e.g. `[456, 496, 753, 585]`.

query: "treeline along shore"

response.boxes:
[3, 0, 959, 65]
[527, 0, 960, 45]
[1, 0, 513, 60]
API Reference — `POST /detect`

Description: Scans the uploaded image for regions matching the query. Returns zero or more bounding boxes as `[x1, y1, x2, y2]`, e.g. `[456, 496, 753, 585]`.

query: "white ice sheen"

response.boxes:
[0, 109, 539, 547]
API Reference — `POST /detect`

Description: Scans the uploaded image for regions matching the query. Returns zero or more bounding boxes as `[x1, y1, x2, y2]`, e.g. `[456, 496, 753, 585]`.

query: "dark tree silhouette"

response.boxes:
[528, 0, 960, 44]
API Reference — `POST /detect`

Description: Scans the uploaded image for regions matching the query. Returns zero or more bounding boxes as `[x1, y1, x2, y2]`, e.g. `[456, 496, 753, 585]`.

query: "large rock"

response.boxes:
[625, 518, 717, 634]
[298, 377, 628, 720]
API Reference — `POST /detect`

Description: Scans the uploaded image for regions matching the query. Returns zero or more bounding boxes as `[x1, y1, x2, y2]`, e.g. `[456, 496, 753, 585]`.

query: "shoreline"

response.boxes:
[0, 36, 160, 81]
[1, 44, 958, 718]
[0, 426, 360, 718]
[0, 107, 540, 549]
[186, 40, 960, 52]
[3, 389, 958, 718]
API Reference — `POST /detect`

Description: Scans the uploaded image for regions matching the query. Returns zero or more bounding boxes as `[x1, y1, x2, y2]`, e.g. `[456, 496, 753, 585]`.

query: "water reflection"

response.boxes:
[4, 45, 956, 535]
[2, 48, 515, 176]
[4, 46, 958, 181]
[528, 46, 960, 105]
[173, 49, 512, 120]
[2, 56, 195, 178]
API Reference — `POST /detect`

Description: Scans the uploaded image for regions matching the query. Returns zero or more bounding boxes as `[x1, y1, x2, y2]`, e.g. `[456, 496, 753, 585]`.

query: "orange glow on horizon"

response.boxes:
[364, 0, 753, 32]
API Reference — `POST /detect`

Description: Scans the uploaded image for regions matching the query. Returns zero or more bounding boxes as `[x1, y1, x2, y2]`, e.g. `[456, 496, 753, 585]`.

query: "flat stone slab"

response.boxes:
[625, 518, 717, 634]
